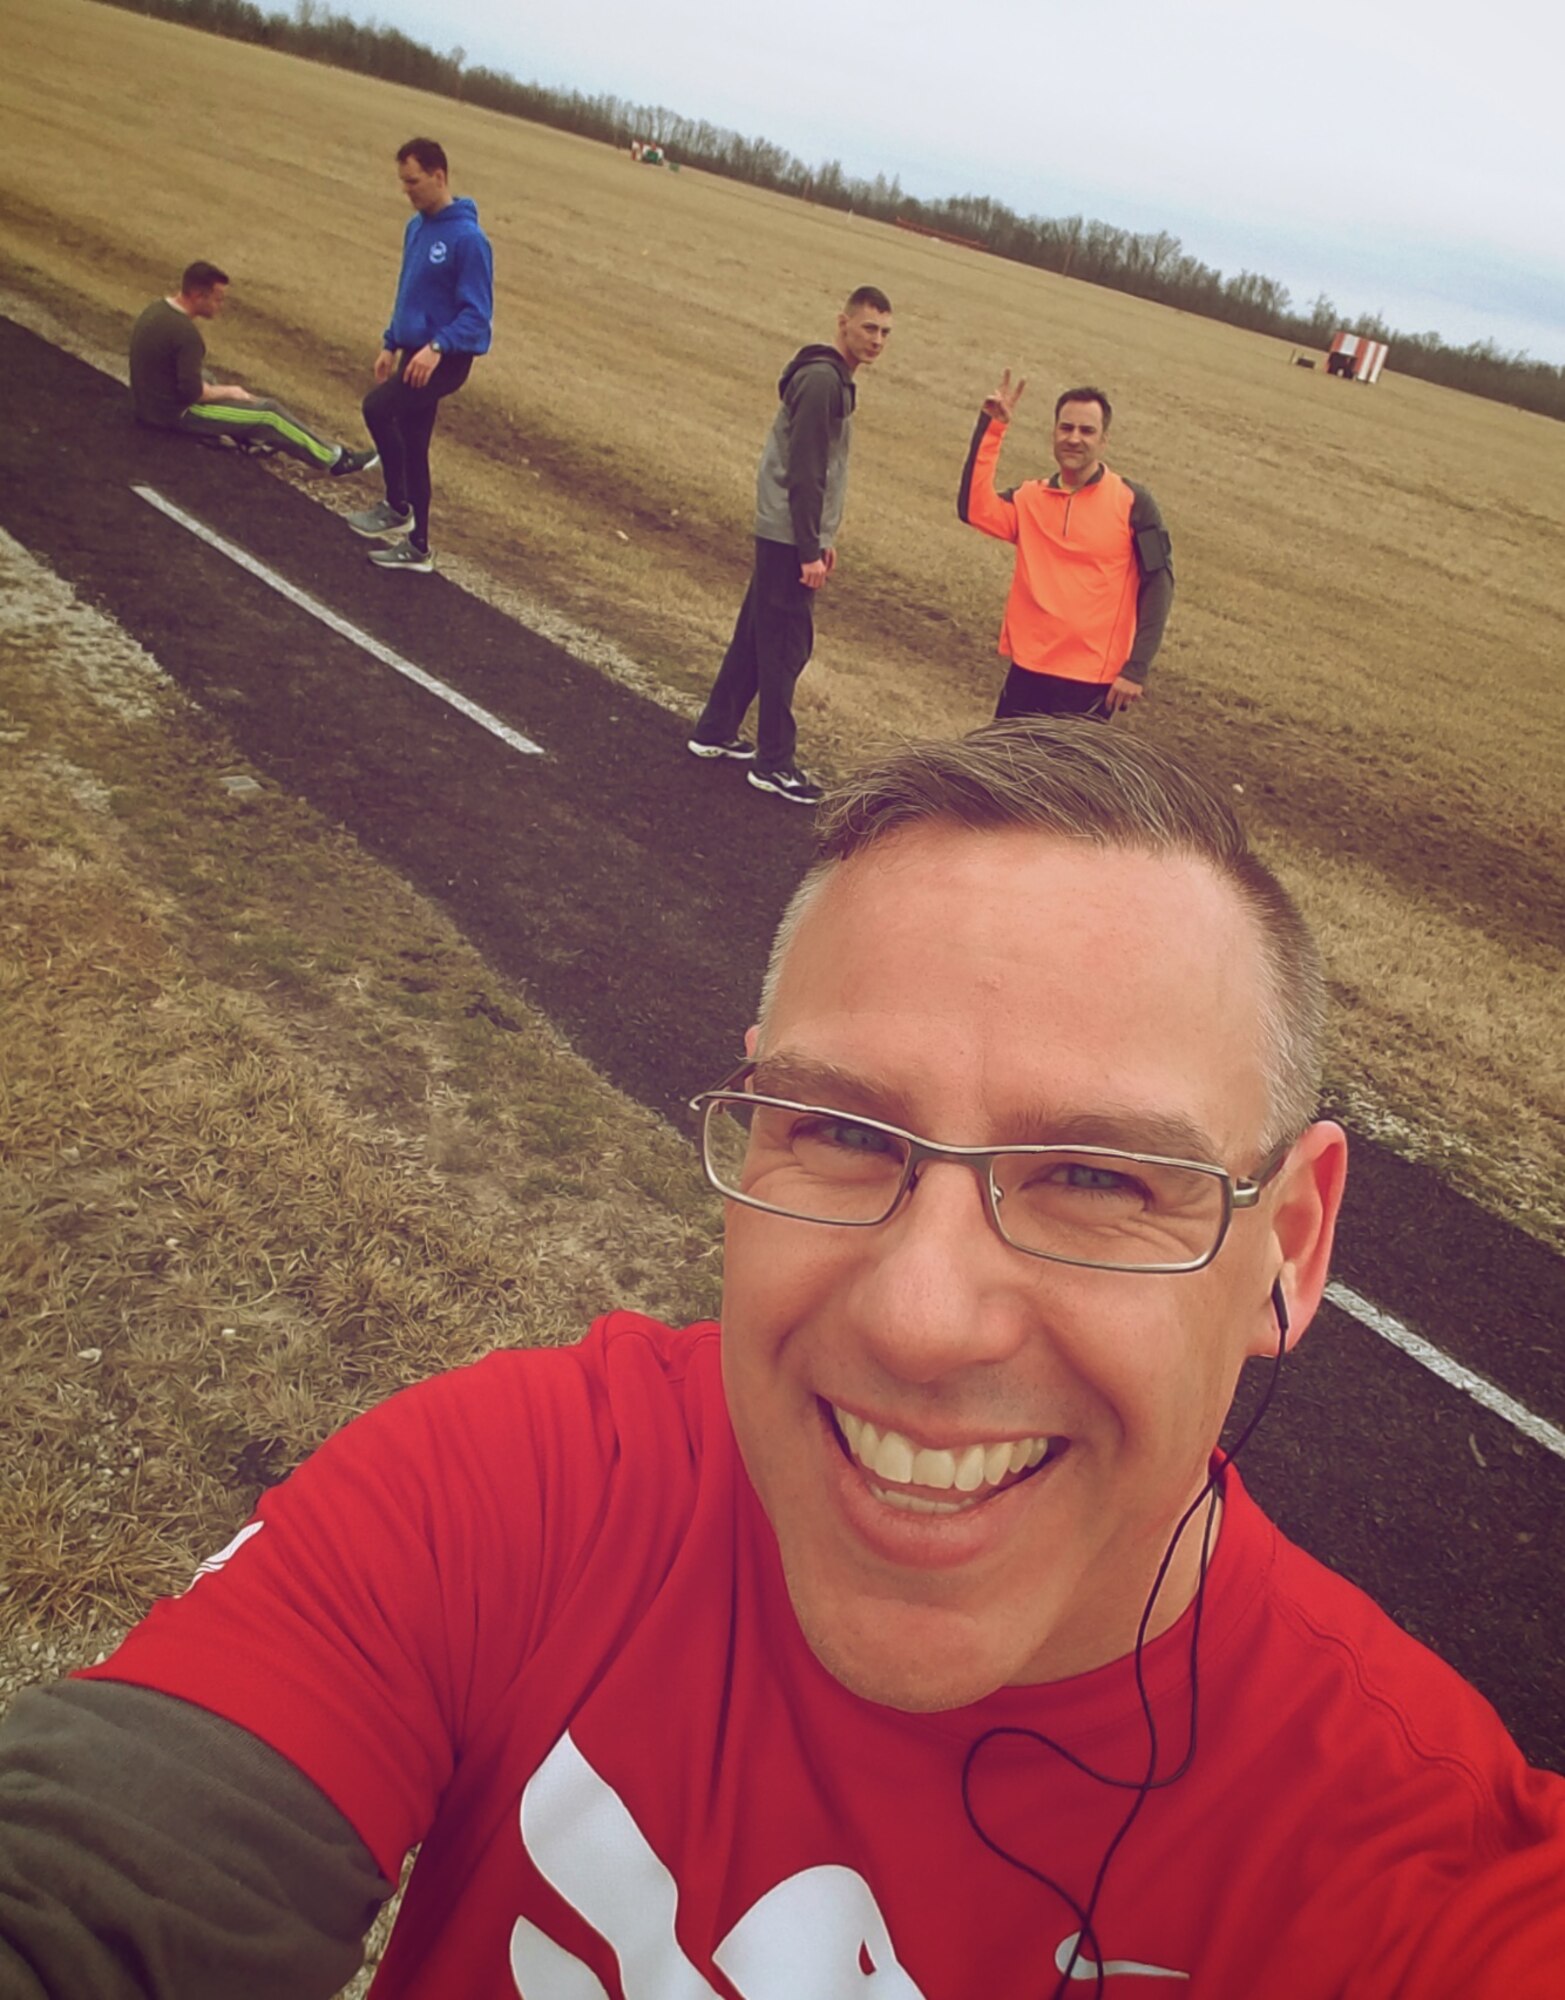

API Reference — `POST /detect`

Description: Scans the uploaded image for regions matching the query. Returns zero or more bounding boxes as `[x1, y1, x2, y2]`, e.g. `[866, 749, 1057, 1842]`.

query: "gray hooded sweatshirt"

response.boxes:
[752, 344, 857, 562]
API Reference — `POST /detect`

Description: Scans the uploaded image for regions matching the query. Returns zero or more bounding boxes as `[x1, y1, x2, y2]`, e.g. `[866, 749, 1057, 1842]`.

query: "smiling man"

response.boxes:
[2, 725, 1563, 1998]
[959, 374, 1175, 720]
[715, 808, 1316, 1713]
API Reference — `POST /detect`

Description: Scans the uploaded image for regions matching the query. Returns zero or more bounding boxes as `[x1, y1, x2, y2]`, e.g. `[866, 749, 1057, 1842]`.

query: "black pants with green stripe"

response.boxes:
[174, 397, 338, 468]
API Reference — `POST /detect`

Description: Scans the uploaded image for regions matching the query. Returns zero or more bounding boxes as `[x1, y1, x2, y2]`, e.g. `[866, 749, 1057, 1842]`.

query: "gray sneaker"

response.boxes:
[369, 540, 434, 573]
[347, 500, 413, 539]
[330, 445, 381, 479]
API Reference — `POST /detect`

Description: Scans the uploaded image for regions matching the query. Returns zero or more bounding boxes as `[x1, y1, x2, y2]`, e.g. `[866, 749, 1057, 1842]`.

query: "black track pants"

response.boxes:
[693, 538, 816, 769]
[175, 397, 338, 467]
[362, 352, 473, 551]
[994, 664, 1112, 721]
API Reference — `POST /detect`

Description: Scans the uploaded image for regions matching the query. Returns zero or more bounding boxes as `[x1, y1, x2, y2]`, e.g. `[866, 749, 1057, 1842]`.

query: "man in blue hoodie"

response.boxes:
[688, 288, 893, 806]
[348, 138, 494, 574]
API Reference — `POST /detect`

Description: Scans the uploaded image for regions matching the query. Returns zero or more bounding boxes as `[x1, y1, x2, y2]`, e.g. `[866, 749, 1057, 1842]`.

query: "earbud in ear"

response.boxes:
[1270, 1277, 1290, 1338]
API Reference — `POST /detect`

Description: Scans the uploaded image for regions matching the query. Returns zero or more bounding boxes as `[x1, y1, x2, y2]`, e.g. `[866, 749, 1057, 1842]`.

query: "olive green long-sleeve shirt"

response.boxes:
[128, 299, 206, 426]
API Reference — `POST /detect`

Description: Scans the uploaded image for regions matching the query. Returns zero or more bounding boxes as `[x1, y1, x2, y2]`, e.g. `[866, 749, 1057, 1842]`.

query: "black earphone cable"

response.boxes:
[960, 1279, 1292, 1998]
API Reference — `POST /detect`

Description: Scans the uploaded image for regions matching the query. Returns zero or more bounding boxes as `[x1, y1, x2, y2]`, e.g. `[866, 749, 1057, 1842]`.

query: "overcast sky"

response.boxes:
[341, 0, 1565, 364]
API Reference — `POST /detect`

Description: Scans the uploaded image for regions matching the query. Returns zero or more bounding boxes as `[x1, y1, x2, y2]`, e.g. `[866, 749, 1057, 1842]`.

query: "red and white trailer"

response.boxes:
[1325, 331, 1389, 383]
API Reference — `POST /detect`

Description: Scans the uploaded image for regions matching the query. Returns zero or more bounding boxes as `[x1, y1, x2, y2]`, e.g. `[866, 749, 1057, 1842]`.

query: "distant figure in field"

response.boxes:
[959, 373, 1174, 720]
[127, 261, 378, 476]
[688, 286, 894, 807]
[347, 137, 494, 576]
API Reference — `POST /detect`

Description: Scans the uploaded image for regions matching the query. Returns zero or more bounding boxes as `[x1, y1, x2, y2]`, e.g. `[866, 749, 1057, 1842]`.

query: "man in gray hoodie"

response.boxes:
[688, 287, 893, 806]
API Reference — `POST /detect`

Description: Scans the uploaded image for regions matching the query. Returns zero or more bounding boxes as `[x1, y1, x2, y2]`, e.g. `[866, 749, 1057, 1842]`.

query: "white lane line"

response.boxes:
[132, 486, 545, 757]
[1325, 1279, 1565, 1464]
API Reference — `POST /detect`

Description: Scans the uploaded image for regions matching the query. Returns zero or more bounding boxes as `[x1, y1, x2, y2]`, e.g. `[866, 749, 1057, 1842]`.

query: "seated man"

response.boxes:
[128, 260, 378, 476]
[1, 723, 1561, 1998]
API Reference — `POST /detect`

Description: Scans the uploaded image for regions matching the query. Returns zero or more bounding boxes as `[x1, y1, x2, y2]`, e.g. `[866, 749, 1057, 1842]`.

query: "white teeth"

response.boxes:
[872, 1431, 915, 1483]
[832, 1406, 1055, 1497]
[910, 1446, 957, 1487]
[954, 1444, 987, 1493]
[873, 1487, 971, 1515]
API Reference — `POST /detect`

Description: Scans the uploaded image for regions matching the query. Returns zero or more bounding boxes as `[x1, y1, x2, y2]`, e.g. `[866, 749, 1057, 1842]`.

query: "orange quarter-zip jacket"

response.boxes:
[958, 411, 1174, 684]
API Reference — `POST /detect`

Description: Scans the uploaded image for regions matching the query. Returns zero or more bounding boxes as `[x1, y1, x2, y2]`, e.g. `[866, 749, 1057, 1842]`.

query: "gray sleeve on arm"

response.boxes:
[783, 367, 838, 563]
[1124, 483, 1175, 680]
[0, 1680, 392, 2000]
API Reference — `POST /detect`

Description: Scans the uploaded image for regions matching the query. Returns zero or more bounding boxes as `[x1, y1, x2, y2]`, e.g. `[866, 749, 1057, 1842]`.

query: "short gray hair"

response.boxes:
[758, 722, 1326, 1152]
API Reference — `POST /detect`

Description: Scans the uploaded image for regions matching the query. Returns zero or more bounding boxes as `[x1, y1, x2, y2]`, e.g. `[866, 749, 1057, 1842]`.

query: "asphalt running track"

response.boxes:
[5, 314, 1563, 1769]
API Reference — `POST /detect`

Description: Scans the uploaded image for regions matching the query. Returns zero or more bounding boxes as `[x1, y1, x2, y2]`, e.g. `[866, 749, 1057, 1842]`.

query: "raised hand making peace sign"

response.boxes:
[982, 367, 1028, 423]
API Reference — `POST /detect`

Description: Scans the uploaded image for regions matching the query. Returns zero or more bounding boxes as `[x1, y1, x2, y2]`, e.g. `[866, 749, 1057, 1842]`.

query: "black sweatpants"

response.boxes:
[174, 397, 338, 467]
[362, 351, 473, 552]
[994, 663, 1112, 722]
[694, 538, 816, 769]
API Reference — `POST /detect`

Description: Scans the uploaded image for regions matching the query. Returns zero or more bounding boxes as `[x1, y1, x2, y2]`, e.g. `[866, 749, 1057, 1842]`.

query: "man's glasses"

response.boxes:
[690, 1066, 1287, 1275]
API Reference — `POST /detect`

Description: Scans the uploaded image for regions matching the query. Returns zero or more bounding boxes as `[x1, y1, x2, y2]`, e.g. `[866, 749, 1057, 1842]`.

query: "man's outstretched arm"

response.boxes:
[957, 370, 1026, 541]
[0, 1679, 390, 2000]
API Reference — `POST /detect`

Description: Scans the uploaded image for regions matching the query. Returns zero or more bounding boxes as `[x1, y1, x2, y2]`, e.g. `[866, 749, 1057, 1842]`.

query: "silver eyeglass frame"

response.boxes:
[690, 1062, 1290, 1276]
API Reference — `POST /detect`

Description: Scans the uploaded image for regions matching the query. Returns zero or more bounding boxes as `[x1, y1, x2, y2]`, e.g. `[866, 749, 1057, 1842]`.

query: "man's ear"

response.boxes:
[743, 1023, 759, 1058]
[1251, 1119, 1348, 1357]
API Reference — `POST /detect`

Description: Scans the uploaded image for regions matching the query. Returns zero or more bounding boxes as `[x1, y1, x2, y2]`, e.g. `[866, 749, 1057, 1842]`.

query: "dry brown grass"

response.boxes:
[0, 525, 722, 1667]
[0, 517, 726, 1994]
[1, 0, 1561, 1248]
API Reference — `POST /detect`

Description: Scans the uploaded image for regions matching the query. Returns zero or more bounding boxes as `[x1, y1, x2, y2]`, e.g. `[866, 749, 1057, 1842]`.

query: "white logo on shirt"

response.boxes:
[182, 1520, 264, 1592]
[429, 241, 448, 264]
[1055, 1931, 1189, 1982]
[510, 1731, 927, 1996]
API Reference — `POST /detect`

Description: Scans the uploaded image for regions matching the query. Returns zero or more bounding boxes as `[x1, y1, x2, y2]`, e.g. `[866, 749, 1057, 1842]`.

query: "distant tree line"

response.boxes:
[94, 0, 1564, 423]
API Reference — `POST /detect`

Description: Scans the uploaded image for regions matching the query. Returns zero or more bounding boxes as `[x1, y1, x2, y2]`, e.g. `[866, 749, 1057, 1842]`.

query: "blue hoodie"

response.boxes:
[382, 196, 494, 356]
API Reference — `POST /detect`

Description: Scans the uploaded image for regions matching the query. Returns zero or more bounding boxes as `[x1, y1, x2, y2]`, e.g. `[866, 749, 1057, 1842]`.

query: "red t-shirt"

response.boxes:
[83, 1313, 1565, 1998]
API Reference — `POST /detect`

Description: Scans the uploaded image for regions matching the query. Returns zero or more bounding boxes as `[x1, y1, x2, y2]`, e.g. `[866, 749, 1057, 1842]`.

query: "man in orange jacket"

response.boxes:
[958, 372, 1174, 719]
